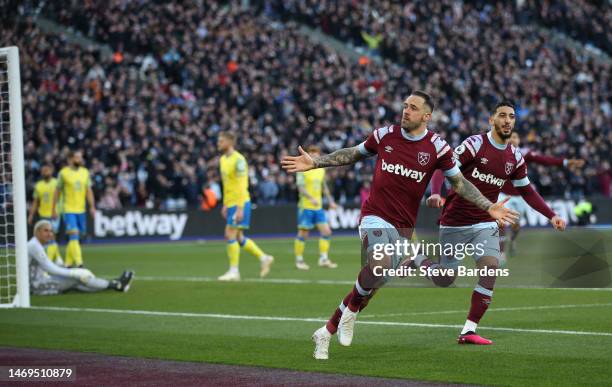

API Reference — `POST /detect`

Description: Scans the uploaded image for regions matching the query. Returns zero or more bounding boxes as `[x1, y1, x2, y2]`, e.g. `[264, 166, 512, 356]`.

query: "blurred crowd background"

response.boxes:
[1, 0, 610, 210]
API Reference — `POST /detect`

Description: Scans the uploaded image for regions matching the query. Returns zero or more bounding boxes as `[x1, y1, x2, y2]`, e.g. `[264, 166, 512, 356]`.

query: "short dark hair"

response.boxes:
[493, 100, 515, 114]
[411, 90, 434, 112]
[67, 149, 81, 159]
[219, 131, 236, 142]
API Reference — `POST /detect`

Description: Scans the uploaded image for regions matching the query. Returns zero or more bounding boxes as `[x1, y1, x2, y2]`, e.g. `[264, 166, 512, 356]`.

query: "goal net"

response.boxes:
[0, 46, 29, 307]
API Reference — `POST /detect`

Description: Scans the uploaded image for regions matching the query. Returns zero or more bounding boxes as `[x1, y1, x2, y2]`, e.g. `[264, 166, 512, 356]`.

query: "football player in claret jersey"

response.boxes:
[282, 91, 518, 360]
[424, 101, 567, 345]
[295, 145, 338, 270]
[217, 132, 274, 281]
[498, 132, 584, 255]
[52, 150, 96, 268]
[28, 165, 62, 263]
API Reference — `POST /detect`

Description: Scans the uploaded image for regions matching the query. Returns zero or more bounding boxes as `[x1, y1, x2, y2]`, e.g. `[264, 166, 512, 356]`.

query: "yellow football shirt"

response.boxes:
[57, 166, 91, 213]
[220, 151, 250, 207]
[33, 178, 57, 218]
[297, 169, 326, 210]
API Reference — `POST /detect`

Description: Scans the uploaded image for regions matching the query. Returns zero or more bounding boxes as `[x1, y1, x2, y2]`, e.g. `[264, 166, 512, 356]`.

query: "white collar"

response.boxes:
[401, 127, 428, 141]
[487, 131, 507, 150]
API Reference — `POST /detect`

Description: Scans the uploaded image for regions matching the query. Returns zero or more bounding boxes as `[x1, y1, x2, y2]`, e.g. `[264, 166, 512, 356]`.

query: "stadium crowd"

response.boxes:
[517, 0, 611, 54]
[2, 0, 611, 210]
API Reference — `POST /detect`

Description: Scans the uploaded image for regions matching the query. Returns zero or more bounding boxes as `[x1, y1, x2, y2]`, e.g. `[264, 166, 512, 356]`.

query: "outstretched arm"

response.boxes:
[516, 184, 565, 230]
[313, 146, 365, 168]
[281, 146, 365, 173]
[446, 172, 519, 225]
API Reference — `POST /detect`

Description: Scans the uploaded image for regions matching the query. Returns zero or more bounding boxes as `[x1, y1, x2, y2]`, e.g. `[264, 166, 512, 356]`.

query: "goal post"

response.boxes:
[0, 46, 29, 308]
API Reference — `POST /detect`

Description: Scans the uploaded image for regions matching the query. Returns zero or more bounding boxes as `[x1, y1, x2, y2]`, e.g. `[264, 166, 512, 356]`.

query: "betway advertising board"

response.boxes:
[87, 197, 610, 241]
[94, 211, 189, 240]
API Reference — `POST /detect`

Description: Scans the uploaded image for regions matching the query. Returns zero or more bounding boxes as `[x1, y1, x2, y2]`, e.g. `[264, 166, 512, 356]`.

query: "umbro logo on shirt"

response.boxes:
[384, 145, 393, 153]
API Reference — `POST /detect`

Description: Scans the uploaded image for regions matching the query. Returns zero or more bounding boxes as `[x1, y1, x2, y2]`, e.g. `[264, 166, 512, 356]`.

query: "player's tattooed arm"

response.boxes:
[313, 146, 365, 168]
[446, 172, 493, 211]
[282, 145, 365, 173]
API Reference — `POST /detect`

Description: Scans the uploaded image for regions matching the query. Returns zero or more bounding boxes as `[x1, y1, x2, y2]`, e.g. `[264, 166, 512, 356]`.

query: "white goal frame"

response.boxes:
[0, 46, 29, 308]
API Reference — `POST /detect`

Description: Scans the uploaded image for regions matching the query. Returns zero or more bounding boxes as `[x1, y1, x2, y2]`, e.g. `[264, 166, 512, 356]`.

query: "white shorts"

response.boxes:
[359, 215, 411, 273]
[438, 222, 501, 269]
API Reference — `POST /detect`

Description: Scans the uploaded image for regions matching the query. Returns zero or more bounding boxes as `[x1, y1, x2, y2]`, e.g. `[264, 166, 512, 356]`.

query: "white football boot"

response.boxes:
[259, 255, 274, 278]
[312, 326, 332, 360]
[337, 308, 358, 346]
[218, 270, 241, 281]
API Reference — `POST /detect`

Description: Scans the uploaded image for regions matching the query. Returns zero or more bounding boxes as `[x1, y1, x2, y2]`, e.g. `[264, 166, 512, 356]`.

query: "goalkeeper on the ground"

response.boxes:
[28, 220, 133, 295]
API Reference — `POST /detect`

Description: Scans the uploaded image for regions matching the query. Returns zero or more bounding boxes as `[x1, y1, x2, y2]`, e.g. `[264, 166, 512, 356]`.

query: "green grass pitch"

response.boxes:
[1, 230, 611, 385]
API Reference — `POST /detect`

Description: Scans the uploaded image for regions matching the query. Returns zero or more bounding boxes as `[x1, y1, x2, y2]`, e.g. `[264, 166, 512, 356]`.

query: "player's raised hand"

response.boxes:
[426, 194, 444, 208]
[487, 197, 519, 226]
[567, 159, 585, 169]
[550, 215, 566, 231]
[281, 146, 315, 173]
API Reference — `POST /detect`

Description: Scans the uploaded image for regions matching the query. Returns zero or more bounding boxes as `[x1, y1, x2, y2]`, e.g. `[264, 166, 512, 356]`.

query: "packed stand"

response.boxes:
[262, 0, 612, 197]
[4, 0, 612, 211]
[515, 0, 611, 55]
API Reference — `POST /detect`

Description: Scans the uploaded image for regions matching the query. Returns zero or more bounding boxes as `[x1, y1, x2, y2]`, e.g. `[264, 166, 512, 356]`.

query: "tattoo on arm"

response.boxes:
[447, 173, 492, 211]
[313, 146, 364, 168]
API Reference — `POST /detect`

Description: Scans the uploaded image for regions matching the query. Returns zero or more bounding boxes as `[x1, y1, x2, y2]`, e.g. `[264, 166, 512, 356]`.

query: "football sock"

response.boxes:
[319, 236, 330, 260]
[294, 237, 305, 261]
[65, 236, 82, 267]
[462, 270, 497, 334]
[45, 241, 61, 263]
[462, 286, 493, 334]
[227, 239, 240, 268]
[326, 292, 352, 334]
[347, 266, 383, 312]
[326, 285, 378, 334]
[240, 238, 265, 259]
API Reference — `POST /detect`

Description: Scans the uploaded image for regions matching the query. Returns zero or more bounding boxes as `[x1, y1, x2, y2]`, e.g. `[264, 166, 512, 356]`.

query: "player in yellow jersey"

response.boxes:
[52, 150, 96, 268]
[217, 132, 274, 281]
[28, 165, 63, 264]
[294, 145, 338, 270]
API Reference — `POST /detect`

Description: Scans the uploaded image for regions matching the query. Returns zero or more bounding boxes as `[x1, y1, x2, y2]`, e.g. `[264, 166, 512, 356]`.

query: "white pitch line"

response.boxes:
[115, 275, 355, 286]
[29, 306, 612, 337]
[105, 275, 612, 291]
[360, 303, 612, 319]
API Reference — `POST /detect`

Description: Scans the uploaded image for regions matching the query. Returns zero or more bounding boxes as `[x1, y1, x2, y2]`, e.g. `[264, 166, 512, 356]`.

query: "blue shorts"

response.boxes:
[227, 201, 251, 229]
[297, 208, 328, 230]
[64, 212, 87, 235]
[40, 216, 61, 234]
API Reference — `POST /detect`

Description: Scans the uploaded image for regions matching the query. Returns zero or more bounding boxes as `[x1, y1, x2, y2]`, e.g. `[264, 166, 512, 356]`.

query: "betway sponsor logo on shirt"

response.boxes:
[95, 210, 188, 240]
[381, 159, 426, 182]
[471, 167, 505, 187]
